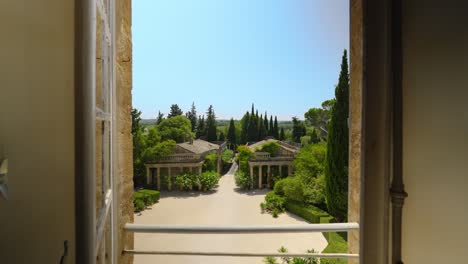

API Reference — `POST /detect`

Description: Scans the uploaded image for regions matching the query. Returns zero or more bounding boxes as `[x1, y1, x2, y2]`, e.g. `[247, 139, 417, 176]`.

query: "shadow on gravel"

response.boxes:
[233, 187, 269, 196]
[159, 189, 219, 199]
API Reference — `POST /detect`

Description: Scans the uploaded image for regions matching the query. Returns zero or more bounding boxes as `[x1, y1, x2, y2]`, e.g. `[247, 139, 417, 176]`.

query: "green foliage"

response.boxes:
[264, 247, 318, 264]
[218, 131, 225, 141]
[203, 152, 218, 172]
[143, 140, 176, 162]
[284, 201, 329, 224]
[258, 141, 280, 157]
[222, 149, 234, 163]
[261, 192, 286, 216]
[282, 177, 305, 203]
[205, 105, 218, 141]
[133, 189, 160, 212]
[279, 127, 286, 140]
[325, 50, 350, 222]
[240, 112, 250, 144]
[157, 116, 193, 143]
[175, 173, 198, 191]
[273, 117, 279, 139]
[200, 171, 219, 191]
[292, 117, 307, 143]
[237, 145, 254, 174]
[156, 111, 165, 125]
[234, 170, 252, 190]
[227, 118, 237, 146]
[185, 102, 197, 132]
[167, 104, 183, 118]
[196, 115, 206, 138]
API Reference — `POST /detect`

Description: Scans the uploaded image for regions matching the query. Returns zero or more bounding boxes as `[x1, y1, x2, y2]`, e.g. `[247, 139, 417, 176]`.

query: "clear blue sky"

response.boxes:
[132, 0, 349, 120]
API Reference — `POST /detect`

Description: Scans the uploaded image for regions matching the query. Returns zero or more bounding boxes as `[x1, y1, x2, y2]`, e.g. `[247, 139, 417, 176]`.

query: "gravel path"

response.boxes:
[134, 163, 328, 264]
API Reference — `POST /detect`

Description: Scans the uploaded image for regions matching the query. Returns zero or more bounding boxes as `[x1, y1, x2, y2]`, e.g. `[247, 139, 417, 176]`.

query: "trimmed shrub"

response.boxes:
[134, 198, 145, 213]
[263, 192, 286, 215]
[235, 170, 252, 190]
[175, 173, 197, 191]
[200, 171, 219, 191]
[138, 189, 160, 203]
[284, 201, 329, 224]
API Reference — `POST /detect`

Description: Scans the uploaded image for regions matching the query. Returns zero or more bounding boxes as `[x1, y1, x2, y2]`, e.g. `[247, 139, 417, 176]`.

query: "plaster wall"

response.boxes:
[0, 0, 76, 263]
[402, 1, 468, 263]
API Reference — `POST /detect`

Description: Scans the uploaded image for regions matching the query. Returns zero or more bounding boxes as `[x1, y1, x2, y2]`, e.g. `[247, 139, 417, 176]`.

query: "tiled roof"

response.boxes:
[177, 139, 219, 154]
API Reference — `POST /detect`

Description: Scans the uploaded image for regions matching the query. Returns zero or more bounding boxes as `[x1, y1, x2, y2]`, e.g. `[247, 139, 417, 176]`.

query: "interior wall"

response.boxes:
[402, 1, 468, 263]
[0, 0, 75, 263]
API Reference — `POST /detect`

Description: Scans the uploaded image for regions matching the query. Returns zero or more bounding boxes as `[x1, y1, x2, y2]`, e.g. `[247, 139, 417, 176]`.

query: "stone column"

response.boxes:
[146, 166, 150, 185]
[259, 165, 263, 189]
[156, 167, 161, 191]
[279, 165, 282, 178]
[168, 167, 172, 191]
[250, 165, 254, 189]
[190, 167, 193, 173]
[288, 165, 292, 176]
[198, 166, 202, 176]
[267, 165, 271, 188]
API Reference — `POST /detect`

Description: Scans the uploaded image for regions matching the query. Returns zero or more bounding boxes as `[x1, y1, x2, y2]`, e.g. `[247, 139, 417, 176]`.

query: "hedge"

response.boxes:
[133, 189, 160, 213]
[283, 201, 348, 264]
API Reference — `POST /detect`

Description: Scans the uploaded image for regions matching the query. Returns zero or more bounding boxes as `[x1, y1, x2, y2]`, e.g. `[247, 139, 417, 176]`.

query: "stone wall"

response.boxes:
[116, 0, 134, 263]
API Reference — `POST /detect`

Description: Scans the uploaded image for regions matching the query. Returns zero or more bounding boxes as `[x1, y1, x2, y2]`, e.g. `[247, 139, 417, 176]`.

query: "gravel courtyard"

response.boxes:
[134, 164, 328, 264]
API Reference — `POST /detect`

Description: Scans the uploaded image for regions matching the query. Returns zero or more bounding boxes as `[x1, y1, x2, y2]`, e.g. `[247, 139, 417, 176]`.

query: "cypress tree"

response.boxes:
[258, 114, 267, 140]
[263, 112, 269, 136]
[269, 115, 274, 136]
[240, 112, 250, 144]
[273, 116, 279, 139]
[227, 118, 237, 145]
[248, 105, 257, 142]
[325, 50, 350, 221]
[196, 115, 205, 139]
[218, 131, 225, 141]
[205, 105, 217, 142]
[185, 102, 197, 132]
[279, 127, 285, 141]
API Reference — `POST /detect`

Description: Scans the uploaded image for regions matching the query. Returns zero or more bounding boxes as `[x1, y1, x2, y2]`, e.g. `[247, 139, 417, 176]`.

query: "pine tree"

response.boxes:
[279, 127, 285, 141]
[196, 115, 205, 139]
[185, 102, 197, 132]
[273, 116, 279, 139]
[325, 50, 350, 222]
[205, 105, 217, 142]
[167, 104, 183, 118]
[227, 118, 237, 145]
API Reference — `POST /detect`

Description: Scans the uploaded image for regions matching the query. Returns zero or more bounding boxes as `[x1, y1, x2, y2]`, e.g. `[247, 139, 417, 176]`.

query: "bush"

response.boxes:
[203, 152, 218, 172]
[133, 189, 160, 212]
[200, 171, 219, 191]
[175, 173, 198, 191]
[222, 149, 234, 163]
[282, 177, 305, 204]
[273, 178, 287, 196]
[134, 199, 145, 213]
[237, 145, 254, 174]
[235, 170, 252, 190]
[263, 192, 286, 215]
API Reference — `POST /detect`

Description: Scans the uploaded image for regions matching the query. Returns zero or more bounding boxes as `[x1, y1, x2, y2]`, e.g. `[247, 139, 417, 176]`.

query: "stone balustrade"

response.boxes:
[159, 153, 202, 162]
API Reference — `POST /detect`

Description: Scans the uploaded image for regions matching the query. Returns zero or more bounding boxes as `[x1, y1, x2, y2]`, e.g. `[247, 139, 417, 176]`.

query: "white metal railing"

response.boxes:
[124, 223, 359, 259]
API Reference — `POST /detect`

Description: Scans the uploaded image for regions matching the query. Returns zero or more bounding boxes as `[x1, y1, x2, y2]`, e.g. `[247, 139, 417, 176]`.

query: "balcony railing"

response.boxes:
[158, 153, 202, 162]
[123, 223, 359, 259]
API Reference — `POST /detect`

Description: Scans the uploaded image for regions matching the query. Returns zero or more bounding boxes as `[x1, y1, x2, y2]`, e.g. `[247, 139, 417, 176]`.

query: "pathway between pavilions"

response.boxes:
[134, 163, 328, 264]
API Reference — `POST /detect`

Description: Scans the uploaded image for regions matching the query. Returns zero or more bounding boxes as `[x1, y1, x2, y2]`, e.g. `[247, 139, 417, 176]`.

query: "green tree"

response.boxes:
[167, 104, 183, 118]
[157, 115, 193, 143]
[258, 114, 267, 140]
[196, 115, 205, 139]
[325, 50, 349, 221]
[218, 131, 225, 141]
[274, 116, 279, 139]
[240, 112, 250, 144]
[156, 111, 165, 125]
[292, 117, 306, 143]
[132, 108, 146, 186]
[247, 104, 258, 142]
[279, 127, 286, 140]
[227, 118, 237, 145]
[185, 102, 197, 132]
[264, 112, 269, 136]
[310, 128, 320, 144]
[205, 105, 218, 141]
[143, 140, 176, 162]
[269, 115, 274, 136]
